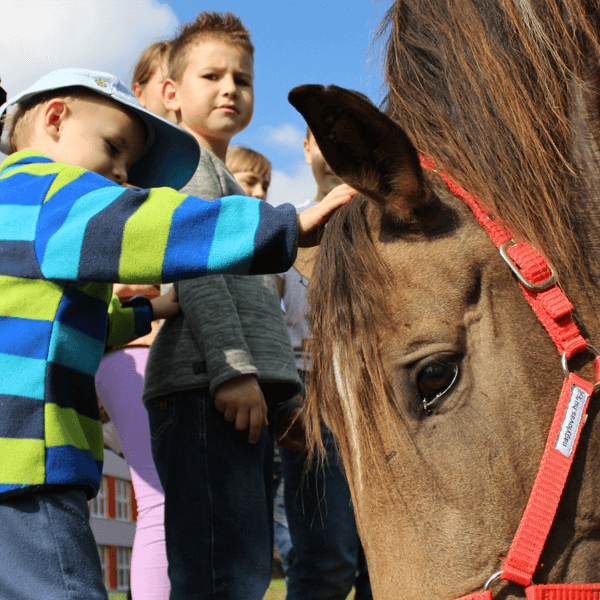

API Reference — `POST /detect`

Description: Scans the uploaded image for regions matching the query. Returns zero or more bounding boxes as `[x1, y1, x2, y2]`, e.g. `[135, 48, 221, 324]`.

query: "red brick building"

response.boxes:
[89, 448, 138, 595]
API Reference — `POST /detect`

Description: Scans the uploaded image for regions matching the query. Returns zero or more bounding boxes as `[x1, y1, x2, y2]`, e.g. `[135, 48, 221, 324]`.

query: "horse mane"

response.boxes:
[305, 198, 412, 492]
[378, 0, 600, 288]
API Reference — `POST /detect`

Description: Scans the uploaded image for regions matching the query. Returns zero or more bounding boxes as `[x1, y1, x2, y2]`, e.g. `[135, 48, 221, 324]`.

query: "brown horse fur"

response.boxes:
[290, 80, 600, 599]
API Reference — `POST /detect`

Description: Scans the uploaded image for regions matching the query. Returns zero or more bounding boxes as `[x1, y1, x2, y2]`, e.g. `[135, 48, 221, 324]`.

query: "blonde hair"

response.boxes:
[226, 146, 271, 179]
[132, 41, 171, 90]
[168, 12, 254, 82]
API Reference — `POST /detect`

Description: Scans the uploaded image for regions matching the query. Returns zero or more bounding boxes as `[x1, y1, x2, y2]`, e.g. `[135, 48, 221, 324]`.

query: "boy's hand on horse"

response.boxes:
[150, 286, 180, 321]
[214, 373, 268, 444]
[297, 184, 356, 247]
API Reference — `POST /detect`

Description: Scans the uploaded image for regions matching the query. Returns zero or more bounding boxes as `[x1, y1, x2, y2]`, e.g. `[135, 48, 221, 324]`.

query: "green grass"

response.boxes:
[263, 579, 356, 600]
[109, 579, 355, 600]
[263, 578, 286, 600]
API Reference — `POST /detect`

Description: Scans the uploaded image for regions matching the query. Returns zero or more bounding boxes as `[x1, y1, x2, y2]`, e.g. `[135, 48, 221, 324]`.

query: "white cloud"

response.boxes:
[267, 162, 315, 208]
[263, 123, 305, 150]
[0, 0, 179, 97]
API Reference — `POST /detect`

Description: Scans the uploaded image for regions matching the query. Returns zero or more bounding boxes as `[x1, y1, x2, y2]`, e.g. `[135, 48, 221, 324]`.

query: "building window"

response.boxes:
[97, 545, 110, 590]
[115, 478, 131, 522]
[89, 476, 107, 518]
[117, 546, 131, 591]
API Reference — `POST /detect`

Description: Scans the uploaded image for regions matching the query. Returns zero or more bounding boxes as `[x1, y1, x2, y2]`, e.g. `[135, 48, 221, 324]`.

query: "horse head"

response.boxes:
[290, 84, 600, 599]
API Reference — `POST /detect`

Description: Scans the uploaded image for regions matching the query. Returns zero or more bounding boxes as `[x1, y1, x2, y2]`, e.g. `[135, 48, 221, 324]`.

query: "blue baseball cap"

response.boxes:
[0, 68, 200, 189]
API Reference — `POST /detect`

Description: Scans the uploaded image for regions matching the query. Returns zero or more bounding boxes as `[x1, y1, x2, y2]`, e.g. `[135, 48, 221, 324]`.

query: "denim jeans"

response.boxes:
[281, 422, 372, 600]
[147, 390, 275, 600]
[272, 452, 293, 575]
[0, 489, 107, 600]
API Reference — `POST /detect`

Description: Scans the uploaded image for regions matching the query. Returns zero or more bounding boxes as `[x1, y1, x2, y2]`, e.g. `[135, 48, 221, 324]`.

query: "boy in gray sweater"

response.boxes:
[142, 13, 355, 600]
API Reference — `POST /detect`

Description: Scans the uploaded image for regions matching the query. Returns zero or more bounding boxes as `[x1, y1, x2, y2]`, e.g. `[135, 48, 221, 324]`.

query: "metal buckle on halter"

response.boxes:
[499, 240, 557, 291]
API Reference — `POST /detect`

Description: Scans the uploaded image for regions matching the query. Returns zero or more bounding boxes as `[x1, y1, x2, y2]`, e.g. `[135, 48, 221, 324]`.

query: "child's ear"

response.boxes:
[43, 99, 68, 141]
[132, 81, 143, 102]
[162, 79, 180, 113]
[303, 136, 312, 165]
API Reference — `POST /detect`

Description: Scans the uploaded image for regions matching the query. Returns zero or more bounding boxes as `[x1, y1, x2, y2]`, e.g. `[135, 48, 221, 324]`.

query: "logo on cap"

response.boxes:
[95, 79, 108, 87]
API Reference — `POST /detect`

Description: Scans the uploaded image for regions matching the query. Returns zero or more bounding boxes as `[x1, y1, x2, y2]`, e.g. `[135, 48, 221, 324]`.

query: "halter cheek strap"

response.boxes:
[421, 158, 600, 600]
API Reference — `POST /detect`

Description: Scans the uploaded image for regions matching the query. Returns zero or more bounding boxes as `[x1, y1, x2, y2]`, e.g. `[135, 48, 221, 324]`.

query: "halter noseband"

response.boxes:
[421, 158, 600, 600]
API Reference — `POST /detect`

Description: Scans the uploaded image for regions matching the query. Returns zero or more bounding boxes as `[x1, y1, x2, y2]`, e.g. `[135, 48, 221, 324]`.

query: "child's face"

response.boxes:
[169, 39, 254, 151]
[133, 59, 172, 121]
[233, 170, 270, 200]
[46, 95, 146, 184]
[303, 131, 342, 198]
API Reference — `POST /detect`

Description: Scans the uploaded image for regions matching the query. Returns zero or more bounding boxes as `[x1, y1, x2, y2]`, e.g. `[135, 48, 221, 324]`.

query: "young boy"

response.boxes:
[0, 68, 353, 600]
[226, 145, 271, 200]
[141, 12, 356, 600]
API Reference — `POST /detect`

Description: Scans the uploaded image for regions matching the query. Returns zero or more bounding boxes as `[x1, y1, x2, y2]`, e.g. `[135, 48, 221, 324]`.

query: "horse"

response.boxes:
[287, 1, 600, 598]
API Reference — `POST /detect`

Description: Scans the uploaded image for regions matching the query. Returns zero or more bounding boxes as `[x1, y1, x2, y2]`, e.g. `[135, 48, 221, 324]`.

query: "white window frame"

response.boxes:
[89, 476, 107, 519]
[115, 478, 131, 522]
[116, 546, 132, 592]
[97, 545, 110, 590]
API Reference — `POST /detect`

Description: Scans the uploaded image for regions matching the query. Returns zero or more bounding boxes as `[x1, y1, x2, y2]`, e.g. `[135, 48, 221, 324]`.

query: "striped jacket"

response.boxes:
[0, 151, 297, 500]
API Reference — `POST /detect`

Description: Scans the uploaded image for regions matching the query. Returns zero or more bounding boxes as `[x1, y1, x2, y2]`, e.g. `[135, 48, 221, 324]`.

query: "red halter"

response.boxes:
[421, 158, 600, 600]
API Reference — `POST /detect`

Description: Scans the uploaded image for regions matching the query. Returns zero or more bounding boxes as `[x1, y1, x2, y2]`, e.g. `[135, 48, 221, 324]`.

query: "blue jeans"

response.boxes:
[273, 453, 293, 575]
[281, 422, 372, 600]
[0, 489, 107, 600]
[147, 390, 275, 600]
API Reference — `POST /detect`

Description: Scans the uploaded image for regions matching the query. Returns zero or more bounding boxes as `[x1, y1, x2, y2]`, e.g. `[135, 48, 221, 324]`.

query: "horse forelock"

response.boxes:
[379, 0, 600, 290]
[306, 198, 413, 497]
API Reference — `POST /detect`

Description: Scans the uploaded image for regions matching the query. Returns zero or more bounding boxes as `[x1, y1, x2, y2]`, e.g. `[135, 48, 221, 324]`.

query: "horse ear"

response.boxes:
[289, 84, 433, 219]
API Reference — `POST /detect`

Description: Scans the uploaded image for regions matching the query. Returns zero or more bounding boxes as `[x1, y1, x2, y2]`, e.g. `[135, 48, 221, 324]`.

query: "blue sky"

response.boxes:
[1, 0, 389, 205]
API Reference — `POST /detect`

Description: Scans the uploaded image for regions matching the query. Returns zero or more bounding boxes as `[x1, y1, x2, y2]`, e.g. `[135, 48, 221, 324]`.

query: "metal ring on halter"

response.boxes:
[483, 571, 503, 593]
[561, 344, 600, 391]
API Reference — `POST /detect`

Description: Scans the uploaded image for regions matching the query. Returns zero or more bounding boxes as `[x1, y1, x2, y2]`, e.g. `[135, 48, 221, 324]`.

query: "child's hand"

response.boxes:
[150, 286, 180, 320]
[214, 374, 268, 444]
[297, 184, 357, 247]
[276, 406, 307, 452]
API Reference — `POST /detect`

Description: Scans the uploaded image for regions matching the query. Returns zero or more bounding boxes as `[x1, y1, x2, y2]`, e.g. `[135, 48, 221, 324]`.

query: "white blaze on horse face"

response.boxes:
[333, 349, 364, 493]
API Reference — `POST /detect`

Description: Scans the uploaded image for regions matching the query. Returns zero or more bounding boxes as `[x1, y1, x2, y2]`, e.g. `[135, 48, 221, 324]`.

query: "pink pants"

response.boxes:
[95, 348, 169, 600]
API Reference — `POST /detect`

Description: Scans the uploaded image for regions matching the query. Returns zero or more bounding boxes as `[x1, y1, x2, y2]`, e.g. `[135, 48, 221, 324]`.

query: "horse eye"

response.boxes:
[417, 361, 459, 414]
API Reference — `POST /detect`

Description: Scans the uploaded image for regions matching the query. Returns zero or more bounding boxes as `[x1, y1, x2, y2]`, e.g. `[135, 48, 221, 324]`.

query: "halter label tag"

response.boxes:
[555, 385, 589, 457]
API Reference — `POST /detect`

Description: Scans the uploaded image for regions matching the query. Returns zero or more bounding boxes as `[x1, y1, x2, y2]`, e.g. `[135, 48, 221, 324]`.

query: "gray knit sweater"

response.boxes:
[142, 148, 301, 406]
